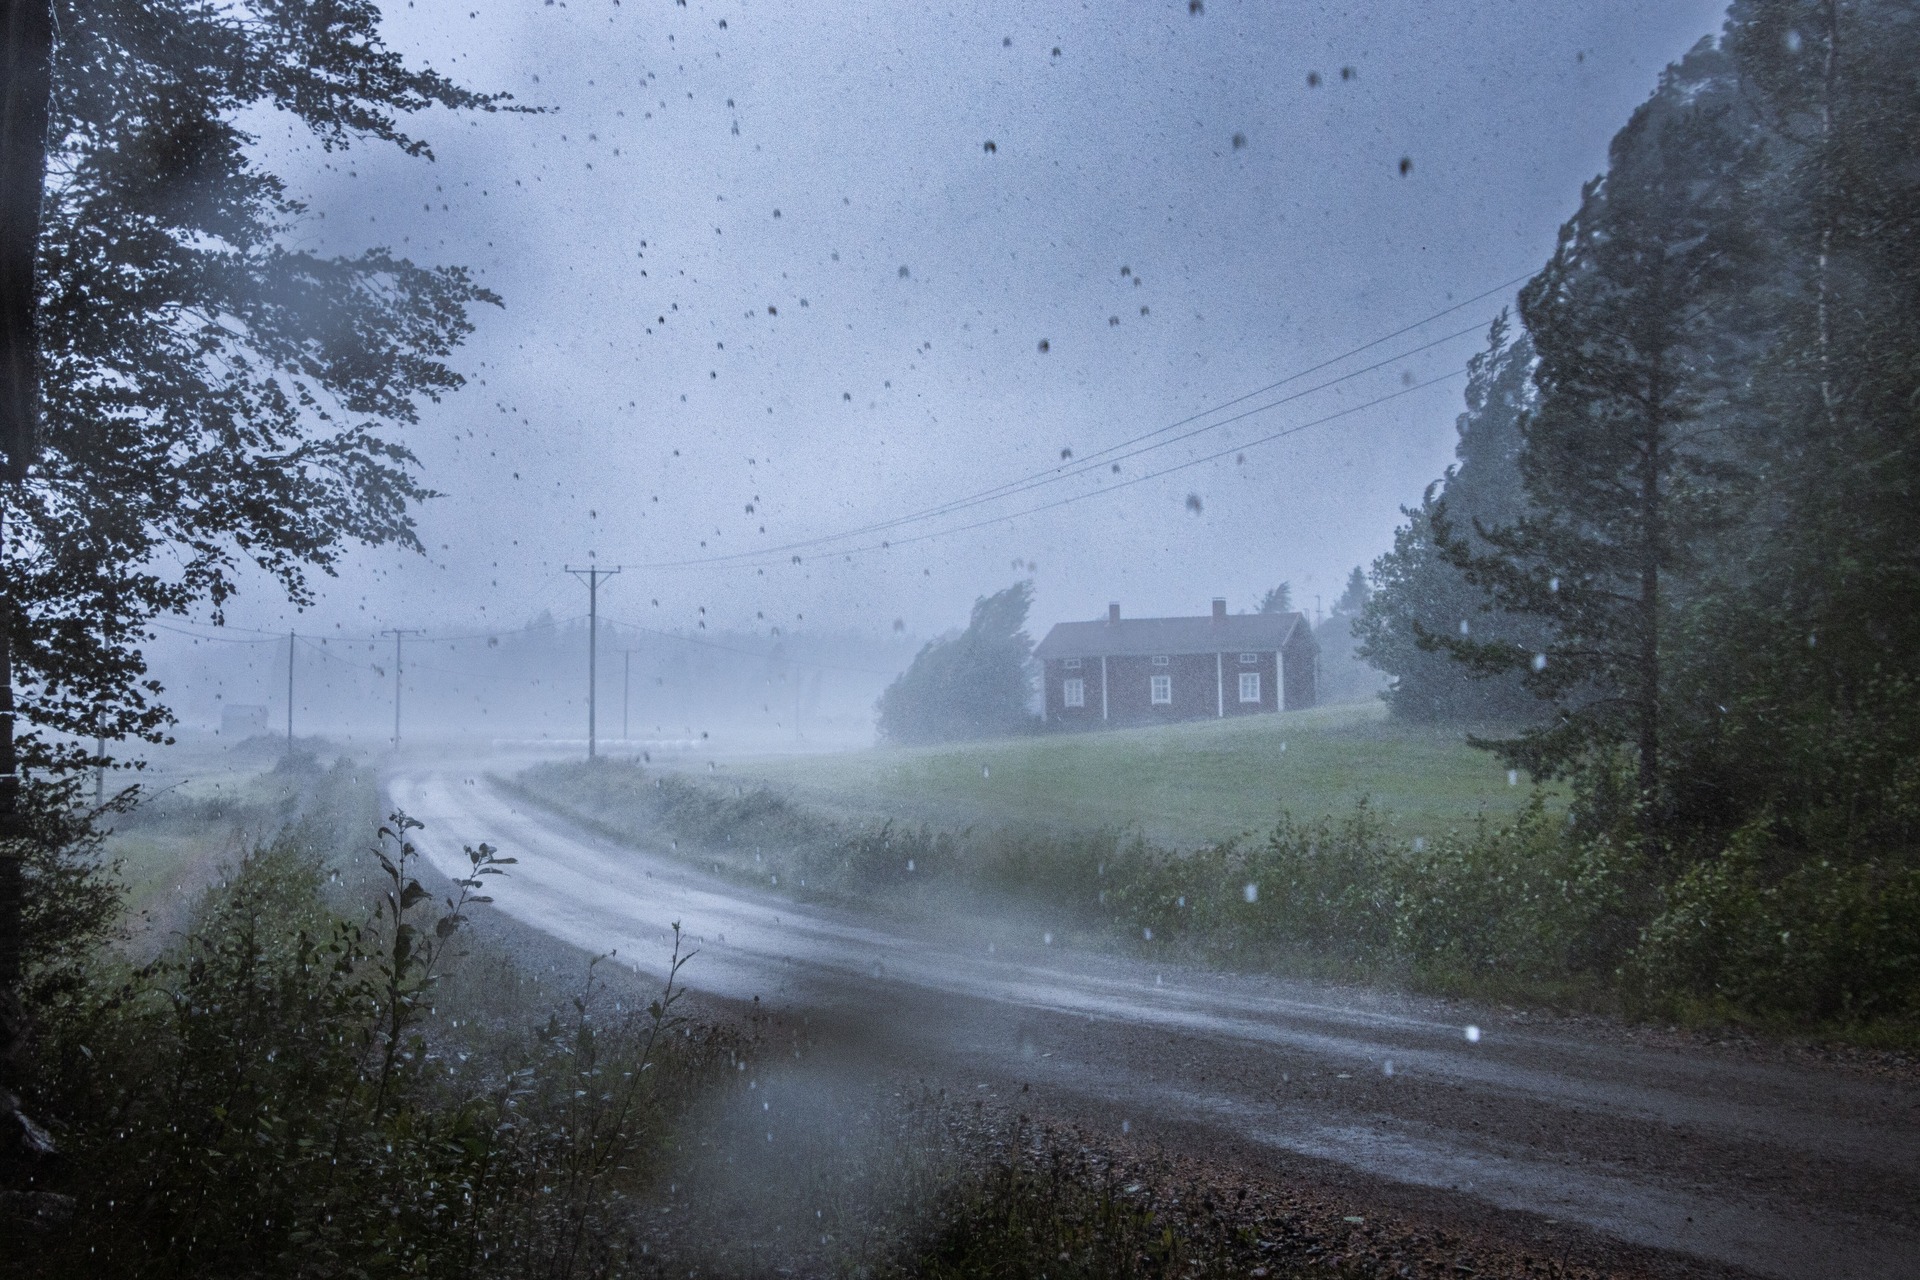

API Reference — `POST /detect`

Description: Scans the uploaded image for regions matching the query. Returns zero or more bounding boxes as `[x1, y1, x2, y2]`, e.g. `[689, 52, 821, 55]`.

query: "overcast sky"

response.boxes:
[213, 0, 1729, 649]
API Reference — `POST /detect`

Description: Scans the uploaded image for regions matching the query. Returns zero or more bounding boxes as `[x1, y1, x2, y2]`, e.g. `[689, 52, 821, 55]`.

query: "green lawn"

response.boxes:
[709, 702, 1545, 846]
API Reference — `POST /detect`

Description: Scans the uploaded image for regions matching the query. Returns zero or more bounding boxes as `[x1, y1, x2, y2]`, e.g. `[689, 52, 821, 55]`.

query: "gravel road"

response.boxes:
[392, 768, 1920, 1280]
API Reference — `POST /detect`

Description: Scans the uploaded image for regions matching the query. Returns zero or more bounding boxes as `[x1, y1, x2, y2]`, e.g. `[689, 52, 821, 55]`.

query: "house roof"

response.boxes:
[1033, 611, 1307, 660]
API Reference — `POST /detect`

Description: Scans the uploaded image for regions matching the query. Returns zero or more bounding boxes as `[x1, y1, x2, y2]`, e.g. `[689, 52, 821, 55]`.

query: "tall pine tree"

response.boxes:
[1433, 42, 1759, 859]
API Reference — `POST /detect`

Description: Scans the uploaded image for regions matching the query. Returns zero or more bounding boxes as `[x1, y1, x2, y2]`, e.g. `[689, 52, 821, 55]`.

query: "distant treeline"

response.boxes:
[154, 616, 911, 744]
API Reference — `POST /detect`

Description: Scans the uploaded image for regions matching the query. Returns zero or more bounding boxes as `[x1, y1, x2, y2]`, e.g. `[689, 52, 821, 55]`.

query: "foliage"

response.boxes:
[1633, 823, 1920, 1023]
[1256, 583, 1292, 614]
[1360, 2, 1920, 883]
[13, 0, 510, 772]
[15, 813, 709, 1279]
[1354, 318, 1542, 724]
[877, 581, 1039, 745]
[1430, 47, 1759, 856]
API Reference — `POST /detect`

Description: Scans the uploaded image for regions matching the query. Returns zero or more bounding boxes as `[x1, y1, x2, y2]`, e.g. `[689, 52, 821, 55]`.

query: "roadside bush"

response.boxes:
[16, 812, 709, 1280]
[1390, 800, 1647, 984]
[1633, 825, 1920, 1023]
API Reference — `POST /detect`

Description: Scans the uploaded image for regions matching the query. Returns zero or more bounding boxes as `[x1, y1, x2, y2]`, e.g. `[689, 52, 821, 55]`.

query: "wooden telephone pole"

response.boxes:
[564, 565, 620, 759]
[381, 629, 424, 749]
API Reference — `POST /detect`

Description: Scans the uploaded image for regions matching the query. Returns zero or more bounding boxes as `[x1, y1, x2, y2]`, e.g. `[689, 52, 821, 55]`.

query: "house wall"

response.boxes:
[1104, 653, 1215, 724]
[1223, 651, 1279, 717]
[1044, 650, 1282, 725]
[1043, 657, 1107, 725]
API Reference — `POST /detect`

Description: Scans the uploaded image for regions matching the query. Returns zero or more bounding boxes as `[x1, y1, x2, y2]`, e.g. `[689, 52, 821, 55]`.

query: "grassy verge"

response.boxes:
[512, 752, 1920, 1046]
[711, 701, 1546, 847]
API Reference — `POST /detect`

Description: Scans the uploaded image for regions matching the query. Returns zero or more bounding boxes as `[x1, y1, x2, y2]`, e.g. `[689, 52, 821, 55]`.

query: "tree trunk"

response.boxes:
[1815, 0, 1840, 433]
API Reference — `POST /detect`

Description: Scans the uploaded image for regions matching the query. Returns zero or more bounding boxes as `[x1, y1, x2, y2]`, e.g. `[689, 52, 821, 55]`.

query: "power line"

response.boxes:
[651, 368, 1470, 576]
[636, 318, 1497, 572]
[624, 275, 1527, 572]
[600, 615, 894, 676]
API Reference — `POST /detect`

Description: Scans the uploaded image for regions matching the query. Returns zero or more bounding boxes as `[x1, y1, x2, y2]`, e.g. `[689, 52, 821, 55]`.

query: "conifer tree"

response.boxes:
[1432, 45, 1757, 858]
[1354, 315, 1540, 723]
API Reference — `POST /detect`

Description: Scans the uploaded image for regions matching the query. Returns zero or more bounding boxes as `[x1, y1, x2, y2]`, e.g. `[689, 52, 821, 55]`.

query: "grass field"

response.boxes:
[705, 701, 1545, 846]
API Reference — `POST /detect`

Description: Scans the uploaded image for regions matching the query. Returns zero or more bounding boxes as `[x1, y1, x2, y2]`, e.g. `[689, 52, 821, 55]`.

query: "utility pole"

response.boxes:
[381, 629, 423, 749]
[622, 648, 634, 742]
[564, 565, 621, 759]
[286, 629, 296, 759]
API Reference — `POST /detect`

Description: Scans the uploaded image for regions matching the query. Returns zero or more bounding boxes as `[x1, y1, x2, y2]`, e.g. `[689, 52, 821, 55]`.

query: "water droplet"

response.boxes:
[1531, 652, 1548, 672]
[1243, 882, 1258, 904]
[1143, 927, 1153, 941]
[1043, 932, 1053, 945]
[1383, 1059, 1395, 1077]
[1464, 1025, 1481, 1043]
[1508, 770, 1519, 787]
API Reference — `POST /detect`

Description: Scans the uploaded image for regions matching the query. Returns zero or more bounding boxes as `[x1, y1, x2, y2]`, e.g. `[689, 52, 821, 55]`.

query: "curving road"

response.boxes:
[392, 767, 1920, 1280]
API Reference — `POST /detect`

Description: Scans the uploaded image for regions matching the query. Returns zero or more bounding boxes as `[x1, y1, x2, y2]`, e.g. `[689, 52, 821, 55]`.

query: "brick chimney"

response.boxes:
[1108, 602, 1121, 624]
[1211, 597, 1227, 623]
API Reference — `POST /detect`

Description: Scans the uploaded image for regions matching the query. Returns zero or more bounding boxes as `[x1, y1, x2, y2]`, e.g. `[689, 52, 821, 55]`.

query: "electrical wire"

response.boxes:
[622, 274, 1528, 571]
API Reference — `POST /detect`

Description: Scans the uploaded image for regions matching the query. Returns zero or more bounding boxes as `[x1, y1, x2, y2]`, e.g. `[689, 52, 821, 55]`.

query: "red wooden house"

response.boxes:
[1033, 599, 1317, 728]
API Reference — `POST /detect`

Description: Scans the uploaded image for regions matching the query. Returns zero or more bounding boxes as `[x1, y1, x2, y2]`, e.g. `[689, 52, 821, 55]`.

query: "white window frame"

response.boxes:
[1239, 671, 1261, 703]
[1150, 674, 1173, 704]
[1239, 652, 1259, 664]
[1063, 677, 1085, 708]
[1151, 654, 1170, 666]
[1063, 657, 1082, 669]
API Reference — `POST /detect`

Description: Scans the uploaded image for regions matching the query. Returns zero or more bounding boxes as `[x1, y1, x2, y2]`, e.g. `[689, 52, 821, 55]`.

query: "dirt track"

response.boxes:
[392, 768, 1920, 1280]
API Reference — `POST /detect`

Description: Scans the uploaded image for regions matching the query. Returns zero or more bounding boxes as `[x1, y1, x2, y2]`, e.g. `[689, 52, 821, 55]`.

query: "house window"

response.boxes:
[1151, 654, 1170, 666]
[1239, 652, 1259, 664]
[1150, 674, 1172, 704]
[1239, 672, 1261, 703]
[1063, 657, 1082, 669]
[1063, 677, 1086, 708]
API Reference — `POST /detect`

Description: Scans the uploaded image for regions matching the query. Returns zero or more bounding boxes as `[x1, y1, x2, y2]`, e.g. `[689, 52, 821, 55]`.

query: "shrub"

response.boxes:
[1634, 824, 1920, 1022]
[17, 812, 706, 1279]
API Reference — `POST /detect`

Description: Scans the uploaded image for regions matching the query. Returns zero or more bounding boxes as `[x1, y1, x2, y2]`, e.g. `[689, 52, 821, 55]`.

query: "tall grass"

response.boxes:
[514, 759, 1920, 1032]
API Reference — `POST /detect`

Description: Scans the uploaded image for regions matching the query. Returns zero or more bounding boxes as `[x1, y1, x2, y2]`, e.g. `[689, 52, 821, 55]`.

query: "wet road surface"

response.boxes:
[392, 768, 1920, 1280]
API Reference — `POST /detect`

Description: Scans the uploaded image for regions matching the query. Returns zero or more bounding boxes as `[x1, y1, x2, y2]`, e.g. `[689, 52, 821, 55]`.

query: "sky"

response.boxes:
[198, 0, 1730, 654]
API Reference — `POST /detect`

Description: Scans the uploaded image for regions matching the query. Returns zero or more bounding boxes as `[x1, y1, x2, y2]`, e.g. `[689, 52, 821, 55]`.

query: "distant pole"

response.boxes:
[381, 628, 424, 748]
[564, 565, 621, 759]
[286, 629, 295, 757]
[622, 649, 632, 742]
